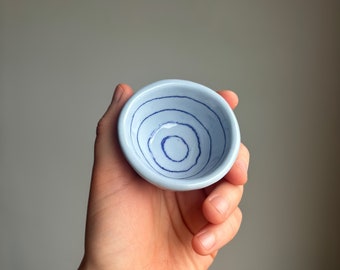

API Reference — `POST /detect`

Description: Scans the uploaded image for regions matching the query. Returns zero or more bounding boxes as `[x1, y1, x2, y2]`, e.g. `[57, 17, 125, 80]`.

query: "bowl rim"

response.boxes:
[118, 79, 240, 191]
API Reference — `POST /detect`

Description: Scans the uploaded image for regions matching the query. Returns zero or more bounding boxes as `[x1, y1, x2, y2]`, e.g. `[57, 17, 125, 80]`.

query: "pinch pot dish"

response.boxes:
[118, 79, 240, 191]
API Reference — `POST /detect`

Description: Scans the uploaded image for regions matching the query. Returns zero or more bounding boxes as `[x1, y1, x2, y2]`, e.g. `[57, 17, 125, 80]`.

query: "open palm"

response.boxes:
[79, 84, 249, 270]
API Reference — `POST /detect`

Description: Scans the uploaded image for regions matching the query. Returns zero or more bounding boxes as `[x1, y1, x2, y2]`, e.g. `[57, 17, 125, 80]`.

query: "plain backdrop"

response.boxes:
[1, 1, 339, 269]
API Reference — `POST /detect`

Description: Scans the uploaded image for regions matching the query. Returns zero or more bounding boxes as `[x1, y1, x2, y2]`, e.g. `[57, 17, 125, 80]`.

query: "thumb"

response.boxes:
[93, 84, 134, 174]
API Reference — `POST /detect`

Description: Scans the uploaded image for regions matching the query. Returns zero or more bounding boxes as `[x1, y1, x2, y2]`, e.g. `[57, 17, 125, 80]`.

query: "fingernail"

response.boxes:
[209, 195, 228, 215]
[113, 84, 124, 102]
[197, 231, 215, 250]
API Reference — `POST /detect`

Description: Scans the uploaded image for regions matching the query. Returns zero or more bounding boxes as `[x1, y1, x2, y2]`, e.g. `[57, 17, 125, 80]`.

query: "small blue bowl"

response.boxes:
[118, 79, 240, 191]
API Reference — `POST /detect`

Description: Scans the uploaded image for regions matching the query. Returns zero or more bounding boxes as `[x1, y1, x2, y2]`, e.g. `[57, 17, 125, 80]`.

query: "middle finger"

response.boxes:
[203, 181, 244, 225]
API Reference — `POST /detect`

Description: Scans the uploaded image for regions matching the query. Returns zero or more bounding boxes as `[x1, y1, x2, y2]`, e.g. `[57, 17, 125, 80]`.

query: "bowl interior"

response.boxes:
[119, 80, 240, 189]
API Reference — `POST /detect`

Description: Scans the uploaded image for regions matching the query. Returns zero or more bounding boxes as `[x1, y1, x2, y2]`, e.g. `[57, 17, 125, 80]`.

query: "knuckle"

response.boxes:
[240, 143, 250, 160]
[96, 116, 109, 136]
[229, 208, 243, 235]
[235, 207, 243, 222]
[237, 184, 244, 198]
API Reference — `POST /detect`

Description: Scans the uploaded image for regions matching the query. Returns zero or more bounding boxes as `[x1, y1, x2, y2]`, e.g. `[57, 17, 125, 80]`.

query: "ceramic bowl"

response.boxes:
[118, 79, 240, 191]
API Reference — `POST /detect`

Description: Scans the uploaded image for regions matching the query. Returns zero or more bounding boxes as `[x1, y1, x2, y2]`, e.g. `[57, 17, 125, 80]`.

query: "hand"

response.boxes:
[79, 84, 250, 270]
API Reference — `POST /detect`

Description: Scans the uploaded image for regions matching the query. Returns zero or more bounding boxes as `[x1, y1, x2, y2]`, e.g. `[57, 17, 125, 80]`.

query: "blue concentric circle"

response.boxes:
[161, 135, 189, 162]
[118, 79, 241, 191]
[146, 121, 203, 173]
[133, 99, 218, 179]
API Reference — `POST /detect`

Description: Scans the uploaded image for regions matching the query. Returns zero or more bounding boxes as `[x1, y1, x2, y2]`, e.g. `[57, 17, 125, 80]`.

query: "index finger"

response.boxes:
[224, 143, 250, 185]
[217, 90, 239, 110]
[217, 90, 249, 185]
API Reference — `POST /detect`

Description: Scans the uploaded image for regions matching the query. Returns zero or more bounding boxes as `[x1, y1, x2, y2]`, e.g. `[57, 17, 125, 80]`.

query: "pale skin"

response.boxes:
[79, 84, 250, 270]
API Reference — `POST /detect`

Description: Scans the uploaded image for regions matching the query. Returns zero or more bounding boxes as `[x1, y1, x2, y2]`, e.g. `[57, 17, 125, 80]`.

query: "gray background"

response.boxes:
[1, 0, 339, 269]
